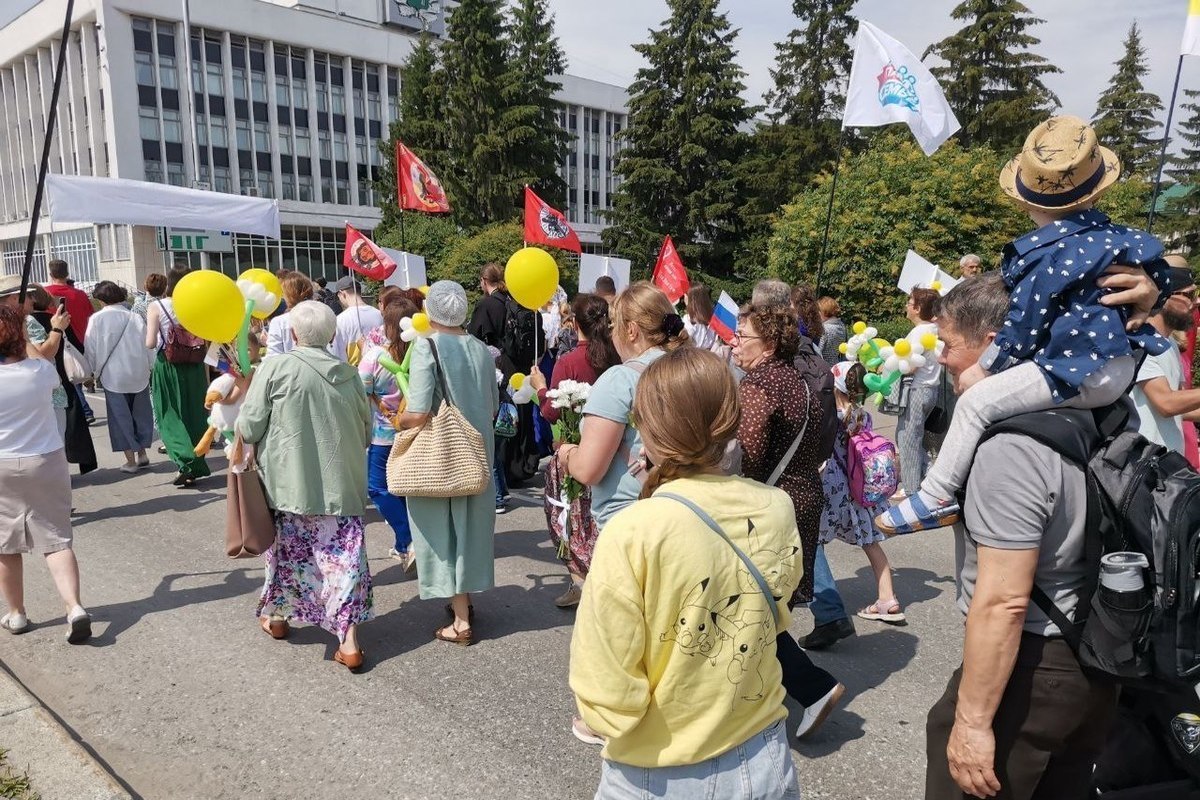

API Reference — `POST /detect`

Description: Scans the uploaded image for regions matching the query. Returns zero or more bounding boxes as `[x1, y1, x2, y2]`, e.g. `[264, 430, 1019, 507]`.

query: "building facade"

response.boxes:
[0, 0, 628, 288]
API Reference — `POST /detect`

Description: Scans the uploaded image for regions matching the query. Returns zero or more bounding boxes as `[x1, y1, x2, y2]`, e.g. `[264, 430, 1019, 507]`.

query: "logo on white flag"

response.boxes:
[878, 63, 919, 113]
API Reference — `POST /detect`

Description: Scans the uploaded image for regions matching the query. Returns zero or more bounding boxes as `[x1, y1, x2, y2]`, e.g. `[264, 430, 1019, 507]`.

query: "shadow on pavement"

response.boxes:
[84, 568, 261, 646]
[70, 487, 224, 526]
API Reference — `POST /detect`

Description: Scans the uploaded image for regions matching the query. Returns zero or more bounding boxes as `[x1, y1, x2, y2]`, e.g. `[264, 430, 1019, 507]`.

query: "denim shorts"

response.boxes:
[595, 720, 801, 800]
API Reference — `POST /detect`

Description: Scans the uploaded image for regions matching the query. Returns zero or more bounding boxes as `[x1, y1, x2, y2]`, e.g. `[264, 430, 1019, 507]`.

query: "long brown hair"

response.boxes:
[790, 284, 822, 339]
[382, 298, 419, 365]
[633, 348, 740, 499]
[481, 263, 506, 292]
[573, 292, 620, 376]
[685, 284, 715, 325]
[611, 281, 690, 353]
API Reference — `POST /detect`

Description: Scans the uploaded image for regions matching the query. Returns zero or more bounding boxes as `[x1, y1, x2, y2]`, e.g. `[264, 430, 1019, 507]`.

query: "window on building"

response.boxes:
[206, 62, 223, 96]
[240, 167, 255, 191]
[231, 65, 248, 101]
[162, 108, 183, 143]
[135, 52, 155, 86]
[282, 178, 296, 201]
[298, 174, 314, 202]
[321, 175, 333, 204]
[235, 119, 251, 150]
[275, 74, 289, 106]
[295, 129, 311, 157]
[254, 120, 269, 153]
[158, 54, 178, 90]
[278, 126, 293, 155]
[139, 108, 160, 141]
[318, 130, 331, 160]
[195, 120, 209, 147]
[331, 84, 345, 115]
[258, 174, 273, 198]
[213, 166, 232, 193]
[114, 225, 131, 260]
[132, 18, 153, 50]
[292, 81, 308, 109]
[166, 162, 187, 187]
[333, 134, 347, 162]
[96, 224, 113, 261]
[210, 116, 228, 148]
[336, 178, 350, 205]
[250, 70, 267, 103]
[192, 59, 204, 94]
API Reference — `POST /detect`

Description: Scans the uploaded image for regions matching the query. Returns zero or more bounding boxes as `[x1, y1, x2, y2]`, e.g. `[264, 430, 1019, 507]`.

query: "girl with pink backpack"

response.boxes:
[818, 361, 906, 625]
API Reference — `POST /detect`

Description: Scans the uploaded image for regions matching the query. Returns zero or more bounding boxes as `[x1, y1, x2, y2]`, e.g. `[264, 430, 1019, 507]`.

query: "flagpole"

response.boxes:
[1148, 54, 1186, 233]
[399, 209, 407, 252]
[815, 126, 848, 295]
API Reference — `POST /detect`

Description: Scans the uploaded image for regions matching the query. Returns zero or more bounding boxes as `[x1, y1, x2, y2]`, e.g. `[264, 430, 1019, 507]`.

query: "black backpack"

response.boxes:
[501, 294, 539, 373]
[976, 404, 1200, 692]
[793, 337, 838, 463]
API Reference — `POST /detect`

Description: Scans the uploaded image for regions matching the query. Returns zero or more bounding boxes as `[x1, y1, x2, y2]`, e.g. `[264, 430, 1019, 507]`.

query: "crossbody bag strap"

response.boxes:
[766, 379, 811, 487]
[95, 312, 133, 383]
[658, 492, 784, 630]
[425, 338, 456, 409]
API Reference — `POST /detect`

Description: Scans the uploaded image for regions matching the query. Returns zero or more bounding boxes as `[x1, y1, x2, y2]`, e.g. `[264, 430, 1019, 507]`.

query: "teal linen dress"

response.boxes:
[405, 332, 499, 598]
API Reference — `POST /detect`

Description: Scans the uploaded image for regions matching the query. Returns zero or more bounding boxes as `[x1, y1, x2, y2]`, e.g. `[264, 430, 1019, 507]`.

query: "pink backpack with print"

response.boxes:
[847, 420, 898, 507]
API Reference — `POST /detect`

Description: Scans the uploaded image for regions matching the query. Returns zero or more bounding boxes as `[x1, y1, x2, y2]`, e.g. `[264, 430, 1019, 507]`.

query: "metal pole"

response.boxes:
[19, 0, 75, 304]
[181, 0, 203, 187]
[1148, 54, 1185, 233]
[814, 127, 847, 295]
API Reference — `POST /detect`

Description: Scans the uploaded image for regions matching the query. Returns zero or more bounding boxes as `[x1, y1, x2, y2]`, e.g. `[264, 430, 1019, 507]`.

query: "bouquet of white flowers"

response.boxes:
[546, 380, 591, 558]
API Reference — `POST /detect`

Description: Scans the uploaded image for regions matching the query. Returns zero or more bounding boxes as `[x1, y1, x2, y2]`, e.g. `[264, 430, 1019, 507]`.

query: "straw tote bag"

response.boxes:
[386, 339, 489, 498]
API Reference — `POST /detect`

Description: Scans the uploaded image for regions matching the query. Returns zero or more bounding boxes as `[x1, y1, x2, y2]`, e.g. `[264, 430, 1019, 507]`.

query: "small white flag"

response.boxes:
[843, 20, 961, 156]
[1183, 0, 1200, 57]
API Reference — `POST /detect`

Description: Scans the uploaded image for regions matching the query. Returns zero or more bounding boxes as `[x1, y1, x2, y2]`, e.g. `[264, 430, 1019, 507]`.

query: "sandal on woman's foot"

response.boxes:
[260, 615, 289, 640]
[857, 599, 906, 625]
[444, 602, 475, 622]
[876, 491, 960, 535]
[333, 648, 364, 672]
[434, 623, 473, 646]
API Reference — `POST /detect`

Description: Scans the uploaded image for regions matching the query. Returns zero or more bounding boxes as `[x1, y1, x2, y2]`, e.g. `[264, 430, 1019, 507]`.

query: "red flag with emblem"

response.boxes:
[523, 187, 581, 253]
[396, 142, 450, 213]
[652, 235, 690, 304]
[343, 223, 397, 281]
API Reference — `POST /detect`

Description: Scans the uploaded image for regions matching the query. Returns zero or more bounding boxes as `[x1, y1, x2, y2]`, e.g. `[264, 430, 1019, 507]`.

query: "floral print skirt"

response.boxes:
[257, 511, 374, 643]
[543, 457, 600, 577]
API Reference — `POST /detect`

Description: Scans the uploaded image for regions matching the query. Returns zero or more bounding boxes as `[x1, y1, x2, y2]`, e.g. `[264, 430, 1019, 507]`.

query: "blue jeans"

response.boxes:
[492, 435, 508, 504]
[809, 544, 848, 626]
[367, 444, 411, 552]
[595, 720, 800, 799]
[75, 384, 93, 418]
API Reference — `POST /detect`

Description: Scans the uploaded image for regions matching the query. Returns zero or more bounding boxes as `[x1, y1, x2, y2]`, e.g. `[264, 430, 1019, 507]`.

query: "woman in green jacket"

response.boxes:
[236, 301, 373, 672]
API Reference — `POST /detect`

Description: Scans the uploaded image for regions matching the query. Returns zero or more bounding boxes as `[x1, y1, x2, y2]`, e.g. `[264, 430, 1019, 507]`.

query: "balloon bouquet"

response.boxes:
[840, 320, 945, 400]
[500, 246, 560, 406]
[172, 267, 282, 376]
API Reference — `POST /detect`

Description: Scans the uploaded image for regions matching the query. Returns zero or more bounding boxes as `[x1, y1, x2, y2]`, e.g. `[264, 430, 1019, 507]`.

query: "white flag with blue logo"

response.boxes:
[843, 20, 960, 156]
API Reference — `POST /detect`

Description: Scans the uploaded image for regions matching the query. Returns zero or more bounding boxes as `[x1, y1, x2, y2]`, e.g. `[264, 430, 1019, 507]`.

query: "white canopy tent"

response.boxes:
[45, 174, 281, 238]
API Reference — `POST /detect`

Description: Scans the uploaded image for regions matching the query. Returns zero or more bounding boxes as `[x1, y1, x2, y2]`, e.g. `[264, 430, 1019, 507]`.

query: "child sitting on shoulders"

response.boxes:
[879, 115, 1176, 535]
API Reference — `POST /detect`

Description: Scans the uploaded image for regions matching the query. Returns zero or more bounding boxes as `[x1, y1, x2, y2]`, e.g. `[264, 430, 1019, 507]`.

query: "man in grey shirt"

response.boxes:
[923, 270, 1159, 800]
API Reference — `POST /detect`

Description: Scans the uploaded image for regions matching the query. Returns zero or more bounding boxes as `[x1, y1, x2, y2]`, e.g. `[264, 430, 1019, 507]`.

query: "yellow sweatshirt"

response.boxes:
[569, 474, 803, 767]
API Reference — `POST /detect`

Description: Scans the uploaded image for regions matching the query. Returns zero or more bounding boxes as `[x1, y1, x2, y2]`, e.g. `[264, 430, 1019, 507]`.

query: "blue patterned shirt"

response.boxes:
[981, 209, 1174, 401]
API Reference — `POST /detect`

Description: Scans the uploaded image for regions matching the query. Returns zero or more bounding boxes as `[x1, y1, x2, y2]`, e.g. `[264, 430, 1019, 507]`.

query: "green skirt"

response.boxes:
[149, 353, 211, 478]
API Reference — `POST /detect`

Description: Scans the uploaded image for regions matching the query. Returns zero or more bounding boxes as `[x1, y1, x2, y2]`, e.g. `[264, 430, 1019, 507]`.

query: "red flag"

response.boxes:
[523, 187, 581, 253]
[396, 142, 450, 213]
[652, 235, 690, 304]
[343, 224, 397, 281]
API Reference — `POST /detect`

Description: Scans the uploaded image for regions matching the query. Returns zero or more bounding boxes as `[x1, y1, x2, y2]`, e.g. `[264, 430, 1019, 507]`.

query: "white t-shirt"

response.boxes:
[333, 304, 384, 362]
[1132, 340, 1185, 454]
[0, 358, 64, 457]
[683, 315, 719, 352]
[910, 322, 943, 387]
[265, 313, 296, 358]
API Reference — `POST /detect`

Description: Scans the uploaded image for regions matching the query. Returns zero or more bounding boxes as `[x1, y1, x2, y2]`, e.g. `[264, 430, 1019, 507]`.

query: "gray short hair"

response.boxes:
[289, 300, 336, 347]
[959, 253, 982, 268]
[751, 279, 791, 309]
[936, 273, 1009, 344]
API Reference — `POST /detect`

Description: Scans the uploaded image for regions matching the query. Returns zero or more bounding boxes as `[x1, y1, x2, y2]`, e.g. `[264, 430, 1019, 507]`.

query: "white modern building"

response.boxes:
[0, 0, 629, 287]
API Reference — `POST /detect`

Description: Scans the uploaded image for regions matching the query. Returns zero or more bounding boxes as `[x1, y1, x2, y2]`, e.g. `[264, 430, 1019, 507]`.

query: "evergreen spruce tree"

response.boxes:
[1092, 22, 1162, 179]
[602, 0, 754, 275]
[377, 36, 447, 232]
[1166, 89, 1200, 251]
[739, 0, 855, 272]
[501, 0, 570, 208]
[925, 0, 1061, 151]
[439, 0, 514, 229]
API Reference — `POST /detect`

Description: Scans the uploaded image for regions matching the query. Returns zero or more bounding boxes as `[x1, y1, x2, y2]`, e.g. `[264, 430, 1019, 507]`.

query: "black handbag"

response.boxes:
[923, 369, 954, 436]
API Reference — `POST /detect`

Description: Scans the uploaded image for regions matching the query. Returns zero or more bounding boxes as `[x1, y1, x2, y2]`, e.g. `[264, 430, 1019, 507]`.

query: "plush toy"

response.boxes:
[508, 372, 536, 404]
[194, 372, 246, 457]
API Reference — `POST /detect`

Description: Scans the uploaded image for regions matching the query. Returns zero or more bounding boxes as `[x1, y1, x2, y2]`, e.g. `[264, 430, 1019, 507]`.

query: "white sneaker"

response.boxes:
[796, 682, 845, 740]
[1, 612, 29, 634]
[66, 607, 91, 644]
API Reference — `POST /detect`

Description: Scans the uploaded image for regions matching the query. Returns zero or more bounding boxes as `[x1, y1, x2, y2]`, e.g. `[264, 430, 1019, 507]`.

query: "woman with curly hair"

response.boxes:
[733, 300, 845, 740]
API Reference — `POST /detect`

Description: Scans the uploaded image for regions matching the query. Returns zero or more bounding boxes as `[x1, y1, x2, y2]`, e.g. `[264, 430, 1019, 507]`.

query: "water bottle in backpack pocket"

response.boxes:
[847, 425, 899, 507]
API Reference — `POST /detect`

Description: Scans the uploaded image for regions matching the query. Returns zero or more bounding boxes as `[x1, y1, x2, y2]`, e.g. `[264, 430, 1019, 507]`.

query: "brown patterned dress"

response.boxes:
[738, 356, 826, 604]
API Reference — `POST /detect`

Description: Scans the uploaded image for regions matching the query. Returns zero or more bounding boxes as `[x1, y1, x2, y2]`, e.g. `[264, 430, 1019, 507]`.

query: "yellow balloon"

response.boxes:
[894, 339, 912, 357]
[172, 270, 244, 342]
[852, 321, 867, 335]
[510, 373, 526, 390]
[838, 342, 848, 354]
[412, 312, 431, 334]
[505, 247, 559, 310]
[237, 268, 282, 320]
[419, 285, 430, 296]
[930, 280, 942, 292]
[920, 333, 939, 351]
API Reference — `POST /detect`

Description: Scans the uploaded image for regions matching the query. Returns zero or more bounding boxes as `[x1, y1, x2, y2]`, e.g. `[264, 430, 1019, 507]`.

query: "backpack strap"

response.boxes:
[657, 492, 785, 630]
[617, 360, 650, 480]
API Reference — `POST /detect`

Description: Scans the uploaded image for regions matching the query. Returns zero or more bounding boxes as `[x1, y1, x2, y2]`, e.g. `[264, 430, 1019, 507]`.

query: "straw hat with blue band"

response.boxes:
[999, 115, 1121, 213]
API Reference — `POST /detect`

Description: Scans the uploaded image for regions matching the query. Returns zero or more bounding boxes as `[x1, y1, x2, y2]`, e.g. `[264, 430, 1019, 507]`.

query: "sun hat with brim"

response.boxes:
[0, 275, 22, 297]
[999, 115, 1121, 213]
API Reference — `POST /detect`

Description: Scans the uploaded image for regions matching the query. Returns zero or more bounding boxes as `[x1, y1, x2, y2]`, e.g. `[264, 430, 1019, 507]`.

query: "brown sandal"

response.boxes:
[434, 623, 474, 646]
[260, 616, 289, 640]
[444, 602, 475, 622]
[333, 648, 364, 672]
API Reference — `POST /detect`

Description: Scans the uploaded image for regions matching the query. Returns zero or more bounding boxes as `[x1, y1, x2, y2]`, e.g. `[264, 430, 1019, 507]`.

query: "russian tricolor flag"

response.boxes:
[711, 291, 739, 344]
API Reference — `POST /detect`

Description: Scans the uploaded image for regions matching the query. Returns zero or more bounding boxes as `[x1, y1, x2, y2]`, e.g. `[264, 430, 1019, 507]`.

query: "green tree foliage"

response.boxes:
[441, 223, 576, 305]
[925, 0, 1061, 151]
[767, 133, 1152, 320]
[502, 0, 570, 207]
[374, 213, 459, 277]
[1165, 89, 1200, 251]
[602, 0, 754, 276]
[1092, 22, 1162, 179]
[440, 0, 518, 228]
[377, 36, 446, 232]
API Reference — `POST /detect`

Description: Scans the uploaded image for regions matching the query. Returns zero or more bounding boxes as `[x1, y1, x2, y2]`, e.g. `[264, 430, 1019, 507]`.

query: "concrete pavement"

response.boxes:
[0, 395, 963, 799]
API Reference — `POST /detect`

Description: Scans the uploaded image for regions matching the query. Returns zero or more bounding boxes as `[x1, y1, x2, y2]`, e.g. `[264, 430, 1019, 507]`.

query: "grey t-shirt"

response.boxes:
[955, 432, 1089, 637]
